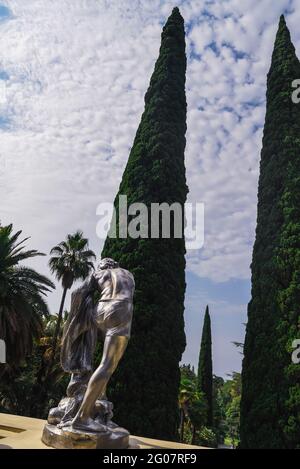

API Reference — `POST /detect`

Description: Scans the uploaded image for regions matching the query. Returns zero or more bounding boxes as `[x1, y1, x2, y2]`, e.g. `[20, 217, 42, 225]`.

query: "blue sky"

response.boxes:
[1, 0, 300, 377]
[184, 273, 249, 376]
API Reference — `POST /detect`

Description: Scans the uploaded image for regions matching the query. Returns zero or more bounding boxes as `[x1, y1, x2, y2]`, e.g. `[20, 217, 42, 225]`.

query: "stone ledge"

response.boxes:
[0, 413, 206, 449]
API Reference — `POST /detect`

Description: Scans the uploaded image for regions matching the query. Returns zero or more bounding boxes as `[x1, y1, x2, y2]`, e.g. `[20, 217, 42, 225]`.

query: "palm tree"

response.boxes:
[0, 224, 54, 368]
[189, 390, 207, 444]
[48, 231, 96, 360]
[38, 313, 69, 372]
[179, 377, 197, 441]
[0, 315, 69, 418]
[179, 375, 207, 444]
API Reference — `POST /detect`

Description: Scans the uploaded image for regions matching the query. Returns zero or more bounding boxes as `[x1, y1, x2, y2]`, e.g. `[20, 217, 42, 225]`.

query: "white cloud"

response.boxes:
[0, 0, 298, 373]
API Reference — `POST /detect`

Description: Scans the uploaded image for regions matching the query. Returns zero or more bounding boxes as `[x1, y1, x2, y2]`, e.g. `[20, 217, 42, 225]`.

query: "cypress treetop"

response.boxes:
[197, 305, 213, 427]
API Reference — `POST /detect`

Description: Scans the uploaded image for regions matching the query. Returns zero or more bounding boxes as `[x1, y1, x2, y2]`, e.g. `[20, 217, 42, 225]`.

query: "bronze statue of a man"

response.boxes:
[42, 258, 135, 448]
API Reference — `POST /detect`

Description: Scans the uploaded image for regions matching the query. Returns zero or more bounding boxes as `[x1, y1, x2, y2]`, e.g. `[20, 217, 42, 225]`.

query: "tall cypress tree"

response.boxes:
[240, 15, 300, 449]
[197, 305, 213, 426]
[101, 7, 187, 440]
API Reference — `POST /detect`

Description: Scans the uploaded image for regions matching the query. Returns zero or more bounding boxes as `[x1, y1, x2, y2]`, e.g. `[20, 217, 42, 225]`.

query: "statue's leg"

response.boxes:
[71, 335, 128, 432]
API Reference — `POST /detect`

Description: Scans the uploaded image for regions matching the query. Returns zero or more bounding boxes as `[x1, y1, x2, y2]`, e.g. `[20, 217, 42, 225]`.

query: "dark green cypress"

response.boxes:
[197, 305, 213, 426]
[101, 7, 188, 440]
[240, 15, 300, 449]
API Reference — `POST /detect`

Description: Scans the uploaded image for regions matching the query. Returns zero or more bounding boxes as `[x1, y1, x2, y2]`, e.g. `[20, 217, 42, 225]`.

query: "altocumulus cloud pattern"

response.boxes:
[0, 0, 299, 375]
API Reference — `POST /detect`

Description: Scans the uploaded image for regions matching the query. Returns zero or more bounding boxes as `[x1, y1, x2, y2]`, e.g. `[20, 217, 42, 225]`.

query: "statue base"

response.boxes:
[42, 423, 130, 449]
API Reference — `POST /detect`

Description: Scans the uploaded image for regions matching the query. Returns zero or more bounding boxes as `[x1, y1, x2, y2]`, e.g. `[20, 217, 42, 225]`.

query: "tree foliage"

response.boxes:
[49, 231, 95, 290]
[218, 372, 241, 448]
[197, 305, 213, 426]
[179, 365, 209, 445]
[0, 224, 54, 368]
[101, 7, 188, 440]
[49, 230, 95, 361]
[240, 15, 300, 448]
[0, 315, 69, 418]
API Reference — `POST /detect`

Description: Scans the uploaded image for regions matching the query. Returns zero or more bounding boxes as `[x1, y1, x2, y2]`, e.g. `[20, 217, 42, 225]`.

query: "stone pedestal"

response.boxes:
[42, 389, 130, 449]
[0, 413, 206, 449]
[42, 423, 129, 449]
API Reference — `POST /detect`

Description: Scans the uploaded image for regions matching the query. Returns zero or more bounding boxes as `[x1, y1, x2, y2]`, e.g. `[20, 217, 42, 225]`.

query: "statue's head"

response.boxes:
[98, 257, 119, 270]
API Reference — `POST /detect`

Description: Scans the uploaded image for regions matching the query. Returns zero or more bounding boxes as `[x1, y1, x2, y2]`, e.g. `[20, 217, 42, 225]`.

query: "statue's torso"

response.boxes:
[93, 268, 135, 337]
[93, 267, 135, 301]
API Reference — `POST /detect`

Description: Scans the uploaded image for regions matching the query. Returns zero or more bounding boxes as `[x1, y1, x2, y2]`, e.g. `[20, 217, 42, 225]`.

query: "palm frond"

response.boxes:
[49, 230, 96, 289]
[0, 224, 54, 365]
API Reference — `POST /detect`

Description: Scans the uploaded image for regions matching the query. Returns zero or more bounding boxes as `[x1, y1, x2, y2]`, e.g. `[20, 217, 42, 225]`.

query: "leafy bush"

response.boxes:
[195, 427, 218, 448]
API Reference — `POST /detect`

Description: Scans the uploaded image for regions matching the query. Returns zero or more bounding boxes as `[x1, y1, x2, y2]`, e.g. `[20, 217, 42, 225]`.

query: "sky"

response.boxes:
[1, 0, 300, 378]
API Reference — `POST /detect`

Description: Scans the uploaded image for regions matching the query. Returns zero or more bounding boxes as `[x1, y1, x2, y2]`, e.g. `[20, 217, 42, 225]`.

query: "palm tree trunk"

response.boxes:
[180, 409, 185, 442]
[191, 424, 196, 445]
[50, 287, 67, 365]
[36, 286, 67, 407]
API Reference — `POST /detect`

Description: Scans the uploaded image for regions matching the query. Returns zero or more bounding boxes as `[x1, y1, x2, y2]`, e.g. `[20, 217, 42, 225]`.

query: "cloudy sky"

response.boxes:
[1, 0, 299, 377]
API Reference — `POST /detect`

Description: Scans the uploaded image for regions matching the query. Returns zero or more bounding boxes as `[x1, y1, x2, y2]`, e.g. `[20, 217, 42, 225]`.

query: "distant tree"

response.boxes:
[49, 231, 95, 361]
[226, 396, 240, 448]
[0, 224, 54, 368]
[212, 375, 225, 442]
[232, 341, 244, 355]
[181, 363, 197, 381]
[189, 392, 208, 445]
[197, 305, 213, 426]
[0, 315, 69, 418]
[179, 375, 197, 442]
[217, 372, 241, 448]
[179, 368, 207, 444]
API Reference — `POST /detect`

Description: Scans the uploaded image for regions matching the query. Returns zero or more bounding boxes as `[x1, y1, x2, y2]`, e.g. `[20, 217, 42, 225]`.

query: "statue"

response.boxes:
[42, 258, 135, 449]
